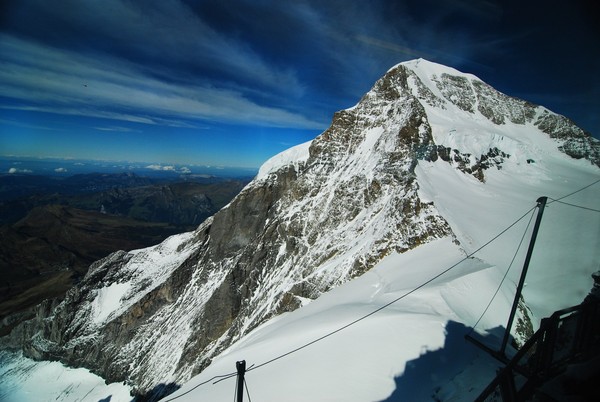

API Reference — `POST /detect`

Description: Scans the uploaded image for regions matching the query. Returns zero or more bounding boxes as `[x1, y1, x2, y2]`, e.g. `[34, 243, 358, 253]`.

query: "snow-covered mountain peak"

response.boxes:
[401, 57, 482, 83]
[252, 62, 597, 216]
[2, 59, 599, 402]
[258, 57, 597, 189]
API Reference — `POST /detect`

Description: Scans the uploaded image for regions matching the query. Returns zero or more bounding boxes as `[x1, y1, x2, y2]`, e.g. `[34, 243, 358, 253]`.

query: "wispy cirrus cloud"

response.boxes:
[3, 0, 305, 93]
[93, 126, 142, 133]
[0, 117, 62, 131]
[0, 34, 325, 130]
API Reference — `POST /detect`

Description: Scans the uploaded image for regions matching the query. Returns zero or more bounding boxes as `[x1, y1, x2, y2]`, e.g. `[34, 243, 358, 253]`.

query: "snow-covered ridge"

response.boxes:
[401, 57, 482, 85]
[85, 231, 200, 326]
[255, 140, 312, 181]
[399, 57, 461, 73]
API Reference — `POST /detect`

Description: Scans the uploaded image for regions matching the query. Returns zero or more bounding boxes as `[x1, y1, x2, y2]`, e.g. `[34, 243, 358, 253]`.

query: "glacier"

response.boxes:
[1, 58, 599, 401]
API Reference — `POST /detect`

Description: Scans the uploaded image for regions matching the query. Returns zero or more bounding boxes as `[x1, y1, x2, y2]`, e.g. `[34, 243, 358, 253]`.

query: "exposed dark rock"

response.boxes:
[422, 146, 510, 182]
[472, 80, 536, 125]
[434, 73, 476, 113]
[535, 110, 600, 166]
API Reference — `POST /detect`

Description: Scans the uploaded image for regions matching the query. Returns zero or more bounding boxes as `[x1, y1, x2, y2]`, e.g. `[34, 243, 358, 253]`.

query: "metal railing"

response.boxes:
[476, 298, 600, 401]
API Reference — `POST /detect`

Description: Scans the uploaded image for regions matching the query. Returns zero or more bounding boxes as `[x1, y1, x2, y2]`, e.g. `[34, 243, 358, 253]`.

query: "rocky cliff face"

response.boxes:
[2, 59, 598, 397]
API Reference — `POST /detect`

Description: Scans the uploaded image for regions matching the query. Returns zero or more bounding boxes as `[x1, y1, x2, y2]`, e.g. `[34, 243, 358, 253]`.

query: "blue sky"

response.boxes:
[1, 0, 599, 168]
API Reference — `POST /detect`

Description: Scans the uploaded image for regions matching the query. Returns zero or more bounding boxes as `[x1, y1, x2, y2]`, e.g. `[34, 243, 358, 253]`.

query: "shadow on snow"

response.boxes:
[131, 382, 181, 402]
[380, 320, 508, 401]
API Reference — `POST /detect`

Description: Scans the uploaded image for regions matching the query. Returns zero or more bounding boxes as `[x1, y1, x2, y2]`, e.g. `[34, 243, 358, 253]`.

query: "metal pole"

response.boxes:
[501, 196, 548, 356]
[236, 360, 246, 402]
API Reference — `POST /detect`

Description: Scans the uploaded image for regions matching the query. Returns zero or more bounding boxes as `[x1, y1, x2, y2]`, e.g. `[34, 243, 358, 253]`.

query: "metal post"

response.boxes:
[501, 196, 548, 356]
[236, 360, 246, 402]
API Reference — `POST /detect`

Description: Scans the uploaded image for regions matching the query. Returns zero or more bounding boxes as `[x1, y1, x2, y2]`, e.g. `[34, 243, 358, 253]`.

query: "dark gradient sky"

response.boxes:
[1, 0, 598, 168]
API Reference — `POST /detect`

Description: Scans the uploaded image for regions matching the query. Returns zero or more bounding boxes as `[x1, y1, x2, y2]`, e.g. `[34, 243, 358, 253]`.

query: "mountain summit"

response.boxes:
[3, 59, 599, 400]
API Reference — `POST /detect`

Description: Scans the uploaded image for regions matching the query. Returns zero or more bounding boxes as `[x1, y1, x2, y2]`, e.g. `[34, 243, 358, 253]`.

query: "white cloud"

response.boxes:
[145, 164, 175, 171]
[54, 167, 68, 173]
[8, 167, 33, 174]
[144, 166, 197, 174]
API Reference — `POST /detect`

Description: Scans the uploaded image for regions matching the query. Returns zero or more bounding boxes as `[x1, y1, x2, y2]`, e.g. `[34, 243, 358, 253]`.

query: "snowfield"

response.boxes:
[0, 350, 132, 402]
[161, 238, 503, 401]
